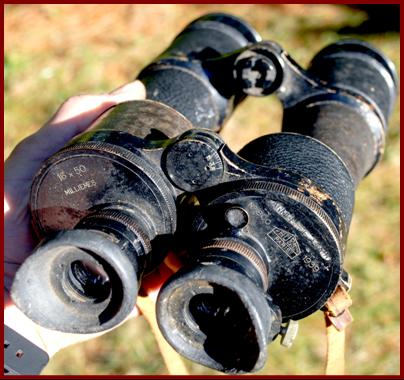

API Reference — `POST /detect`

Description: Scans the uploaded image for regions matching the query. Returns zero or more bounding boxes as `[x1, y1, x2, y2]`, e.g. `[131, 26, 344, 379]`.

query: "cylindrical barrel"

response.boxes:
[238, 133, 355, 230]
[12, 101, 188, 333]
[138, 13, 261, 130]
[282, 40, 397, 187]
[87, 99, 194, 139]
[308, 39, 397, 122]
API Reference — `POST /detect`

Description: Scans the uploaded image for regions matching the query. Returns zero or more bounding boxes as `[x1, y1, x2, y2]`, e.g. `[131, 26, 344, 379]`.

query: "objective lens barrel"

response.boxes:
[138, 13, 261, 130]
[283, 40, 397, 185]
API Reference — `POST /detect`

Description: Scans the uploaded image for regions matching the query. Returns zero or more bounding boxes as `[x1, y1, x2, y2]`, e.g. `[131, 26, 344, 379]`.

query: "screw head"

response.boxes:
[224, 206, 249, 228]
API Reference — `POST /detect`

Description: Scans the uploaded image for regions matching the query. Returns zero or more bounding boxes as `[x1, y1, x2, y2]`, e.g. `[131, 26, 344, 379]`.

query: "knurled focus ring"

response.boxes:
[201, 239, 269, 290]
[82, 209, 152, 254]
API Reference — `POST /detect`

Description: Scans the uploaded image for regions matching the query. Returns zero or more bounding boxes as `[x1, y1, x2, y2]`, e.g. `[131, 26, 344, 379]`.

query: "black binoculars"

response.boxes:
[11, 13, 397, 373]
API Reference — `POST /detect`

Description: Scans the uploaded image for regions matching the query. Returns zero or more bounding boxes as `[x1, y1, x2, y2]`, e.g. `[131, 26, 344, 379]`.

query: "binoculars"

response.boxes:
[11, 13, 397, 373]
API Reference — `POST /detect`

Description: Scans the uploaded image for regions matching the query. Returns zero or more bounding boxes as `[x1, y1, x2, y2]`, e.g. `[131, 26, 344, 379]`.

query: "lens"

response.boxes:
[189, 293, 231, 329]
[188, 289, 248, 333]
[67, 260, 111, 302]
[187, 286, 260, 371]
[11, 230, 138, 333]
[157, 265, 275, 372]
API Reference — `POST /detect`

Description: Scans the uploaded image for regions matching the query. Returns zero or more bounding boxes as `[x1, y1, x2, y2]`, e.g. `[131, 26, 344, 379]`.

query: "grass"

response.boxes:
[4, 4, 400, 375]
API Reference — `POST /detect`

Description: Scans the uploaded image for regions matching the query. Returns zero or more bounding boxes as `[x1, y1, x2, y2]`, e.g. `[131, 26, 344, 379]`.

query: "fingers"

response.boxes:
[163, 251, 183, 273]
[4, 302, 140, 357]
[5, 80, 146, 183]
[4, 80, 148, 355]
[4, 198, 10, 214]
[139, 252, 183, 302]
[46, 80, 146, 127]
[36, 79, 146, 151]
[109, 80, 146, 99]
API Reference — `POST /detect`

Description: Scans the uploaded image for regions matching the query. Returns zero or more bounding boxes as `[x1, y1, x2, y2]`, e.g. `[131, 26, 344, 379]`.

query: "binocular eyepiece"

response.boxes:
[12, 100, 189, 332]
[11, 12, 397, 373]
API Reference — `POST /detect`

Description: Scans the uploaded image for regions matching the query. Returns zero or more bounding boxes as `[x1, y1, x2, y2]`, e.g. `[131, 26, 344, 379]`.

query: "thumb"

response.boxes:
[5, 80, 146, 181]
[40, 79, 146, 141]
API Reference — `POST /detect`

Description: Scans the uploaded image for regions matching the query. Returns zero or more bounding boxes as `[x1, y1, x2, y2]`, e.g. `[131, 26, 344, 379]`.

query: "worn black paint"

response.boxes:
[10, 12, 397, 374]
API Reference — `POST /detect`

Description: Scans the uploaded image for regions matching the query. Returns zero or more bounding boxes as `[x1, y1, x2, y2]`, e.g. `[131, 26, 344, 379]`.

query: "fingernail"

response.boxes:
[110, 80, 146, 101]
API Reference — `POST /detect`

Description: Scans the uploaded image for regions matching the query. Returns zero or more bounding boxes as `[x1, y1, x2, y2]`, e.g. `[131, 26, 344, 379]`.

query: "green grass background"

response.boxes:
[4, 4, 400, 375]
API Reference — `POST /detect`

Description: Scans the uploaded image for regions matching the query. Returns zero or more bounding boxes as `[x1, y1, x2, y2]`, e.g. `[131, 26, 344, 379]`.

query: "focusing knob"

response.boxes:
[234, 41, 284, 96]
[163, 132, 224, 192]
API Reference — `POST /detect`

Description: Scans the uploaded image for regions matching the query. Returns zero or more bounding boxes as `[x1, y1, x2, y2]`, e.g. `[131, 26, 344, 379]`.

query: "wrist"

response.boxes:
[4, 304, 53, 357]
[4, 302, 115, 358]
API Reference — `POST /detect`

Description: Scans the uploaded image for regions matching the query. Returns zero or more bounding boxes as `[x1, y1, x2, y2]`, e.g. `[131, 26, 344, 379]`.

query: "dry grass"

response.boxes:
[4, 4, 400, 375]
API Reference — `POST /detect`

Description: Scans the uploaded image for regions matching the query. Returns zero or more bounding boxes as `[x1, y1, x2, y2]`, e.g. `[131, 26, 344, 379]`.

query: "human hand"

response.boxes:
[4, 80, 180, 358]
